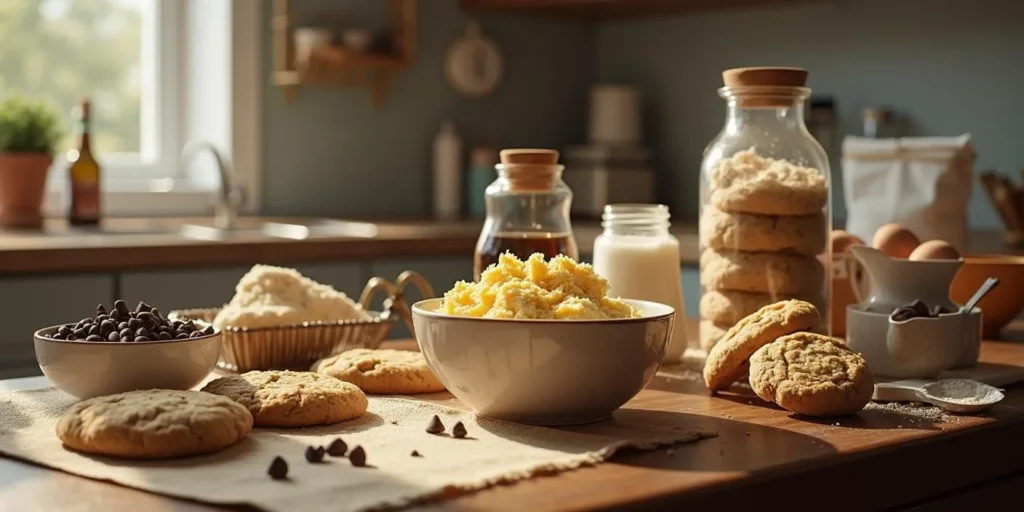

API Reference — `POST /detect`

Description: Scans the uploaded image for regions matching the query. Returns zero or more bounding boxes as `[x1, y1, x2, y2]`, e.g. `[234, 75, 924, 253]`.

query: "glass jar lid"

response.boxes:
[719, 66, 811, 108]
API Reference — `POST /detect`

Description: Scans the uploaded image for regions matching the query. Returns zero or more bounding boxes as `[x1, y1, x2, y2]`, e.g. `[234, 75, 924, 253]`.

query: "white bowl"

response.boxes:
[411, 298, 675, 426]
[34, 325, 222, 399]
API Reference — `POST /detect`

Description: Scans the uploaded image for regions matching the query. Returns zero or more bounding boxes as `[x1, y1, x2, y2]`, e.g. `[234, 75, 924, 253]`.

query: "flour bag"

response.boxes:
[842, 135, 975, 251]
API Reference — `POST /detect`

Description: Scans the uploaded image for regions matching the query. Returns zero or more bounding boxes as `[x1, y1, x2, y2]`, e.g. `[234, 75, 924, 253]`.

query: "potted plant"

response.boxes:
[0, 95, 63, 228]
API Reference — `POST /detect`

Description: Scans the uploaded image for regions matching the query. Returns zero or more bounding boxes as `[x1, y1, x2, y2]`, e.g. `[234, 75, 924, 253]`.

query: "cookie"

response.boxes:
[56, 390, 252, 459]
[700, 248, 824, 295]
[703, 299, 820, 392]
[709, 148, 828, 216]
[202, 370, 367, 427]
[700, 207, 827, 256]
[312, 349, 445, 394]
[748, 332, 874, 416]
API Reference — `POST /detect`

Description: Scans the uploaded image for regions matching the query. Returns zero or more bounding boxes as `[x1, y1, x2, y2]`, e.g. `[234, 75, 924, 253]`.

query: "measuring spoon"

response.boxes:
[873, 378, 1004, 414]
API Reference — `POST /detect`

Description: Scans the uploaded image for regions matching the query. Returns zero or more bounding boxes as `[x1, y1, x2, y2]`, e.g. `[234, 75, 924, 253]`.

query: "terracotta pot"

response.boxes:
[0, 153, 53, 229]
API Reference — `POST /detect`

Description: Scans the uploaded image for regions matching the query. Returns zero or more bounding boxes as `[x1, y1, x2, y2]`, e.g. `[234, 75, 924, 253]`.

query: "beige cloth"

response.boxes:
[0, 387, 713, 512]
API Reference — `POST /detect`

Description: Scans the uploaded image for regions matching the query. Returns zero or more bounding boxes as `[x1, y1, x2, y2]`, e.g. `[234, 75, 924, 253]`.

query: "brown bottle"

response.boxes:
[473, 149, 578, 280]
[67, 98, 101, 225]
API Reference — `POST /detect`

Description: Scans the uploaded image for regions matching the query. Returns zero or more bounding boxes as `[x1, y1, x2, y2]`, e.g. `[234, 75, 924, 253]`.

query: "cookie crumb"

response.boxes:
[411, 450, 422, 457]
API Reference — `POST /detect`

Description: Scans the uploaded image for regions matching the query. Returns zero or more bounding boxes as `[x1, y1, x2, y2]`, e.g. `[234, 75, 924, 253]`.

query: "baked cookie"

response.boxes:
[749, 332, 874, 416]
[703, 299, 820, 392]
[56, 390, 252, 459]
[202, 370, 367, 427]
[312, 349, 445, 394]
[709, 148, 828, 216]
[700, 248, 824, 295]
[700, 207, 826, 256]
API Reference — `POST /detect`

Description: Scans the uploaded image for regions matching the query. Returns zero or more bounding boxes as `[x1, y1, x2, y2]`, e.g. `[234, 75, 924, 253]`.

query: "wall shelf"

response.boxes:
[271, 0, 417, 108]
[459, 0, 810, 19]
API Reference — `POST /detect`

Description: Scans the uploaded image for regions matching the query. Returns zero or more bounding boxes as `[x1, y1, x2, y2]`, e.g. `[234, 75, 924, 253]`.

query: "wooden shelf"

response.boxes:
[459, 0, 811, 19]
[271, 0, 417, 108]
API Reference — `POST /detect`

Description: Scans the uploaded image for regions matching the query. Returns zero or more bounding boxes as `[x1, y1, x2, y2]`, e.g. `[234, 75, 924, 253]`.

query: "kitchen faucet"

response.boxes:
[180, 141, 246, 230]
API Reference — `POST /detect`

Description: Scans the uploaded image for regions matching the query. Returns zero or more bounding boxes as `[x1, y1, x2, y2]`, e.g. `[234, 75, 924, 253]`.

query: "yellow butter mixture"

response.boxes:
[441, 252, 639, 320]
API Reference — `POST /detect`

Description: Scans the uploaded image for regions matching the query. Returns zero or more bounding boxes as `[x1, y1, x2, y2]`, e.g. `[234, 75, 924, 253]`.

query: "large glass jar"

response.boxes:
[474, 148, 579, 280]
[698, 67, 832, 354]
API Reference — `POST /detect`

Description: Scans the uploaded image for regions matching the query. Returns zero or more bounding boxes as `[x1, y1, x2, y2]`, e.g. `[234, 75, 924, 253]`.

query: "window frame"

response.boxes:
[40, 0, 262, 218]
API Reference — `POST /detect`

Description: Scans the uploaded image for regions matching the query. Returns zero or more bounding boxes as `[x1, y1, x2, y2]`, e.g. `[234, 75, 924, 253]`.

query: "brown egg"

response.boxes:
[872, 224, 921, 259]
[830, 230, 865, 255]
[908, 240, 961, 261]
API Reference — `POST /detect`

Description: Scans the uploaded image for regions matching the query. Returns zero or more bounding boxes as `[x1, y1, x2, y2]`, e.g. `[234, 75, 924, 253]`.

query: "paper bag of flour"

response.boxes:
[842, 135, 975, 251]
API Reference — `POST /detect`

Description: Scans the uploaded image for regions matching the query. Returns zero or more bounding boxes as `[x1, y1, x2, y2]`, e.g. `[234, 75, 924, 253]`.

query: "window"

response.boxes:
[0, 0, 261, 217]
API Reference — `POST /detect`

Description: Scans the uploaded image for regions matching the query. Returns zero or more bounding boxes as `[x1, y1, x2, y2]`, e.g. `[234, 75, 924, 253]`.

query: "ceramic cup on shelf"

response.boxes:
[293, 27, 333, 66]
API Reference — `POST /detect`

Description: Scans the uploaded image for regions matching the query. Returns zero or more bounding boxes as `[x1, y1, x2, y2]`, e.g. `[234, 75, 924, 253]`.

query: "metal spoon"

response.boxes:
[960, 277, 999, 314]
[874, 379, 1004, 414]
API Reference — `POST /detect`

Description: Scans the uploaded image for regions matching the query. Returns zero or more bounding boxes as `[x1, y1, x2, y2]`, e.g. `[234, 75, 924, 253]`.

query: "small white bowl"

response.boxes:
[34, 325, 222, 399]
[411, 298, 675, 426]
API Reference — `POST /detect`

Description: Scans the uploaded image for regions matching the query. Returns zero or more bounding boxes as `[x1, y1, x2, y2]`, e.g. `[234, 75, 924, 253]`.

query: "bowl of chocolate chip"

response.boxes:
[34, 300, 222, 399]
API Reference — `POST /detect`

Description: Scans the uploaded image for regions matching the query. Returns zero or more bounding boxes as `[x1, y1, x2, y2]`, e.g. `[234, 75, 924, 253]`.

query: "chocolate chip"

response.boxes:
[87, 325, 100, 336]
[136, 301, 152, 313]
[410, 450, 421, 457]
[452, 422, 467, 439]
[426, 415, 445, 434]
[109, 309, 120, 321]
[73, 328, 88, 339]
[202, 325, 215, 335]
[114, 300, 130, 316]
[326, 438, 347, 457]
[57, 325, 71, 336]
[128, 318, 142, 330]
[85, 335, 103, 342]
[135, 336, 150, 342]
[910, 300, 929, 316]
[158, 331, 172, 340]
[107, 331, 120, 342]
[100, 320, 115, 333]
[349, 446, 367, 467]
[96, 304, 107, 315]
[304, 445, 325, 463]
[189, 331, 202, 338]
[268, 456, 288, 480]
[50, 333, 64, 340]
[890, 306, 917, 322]
[175, 333, 189, 339]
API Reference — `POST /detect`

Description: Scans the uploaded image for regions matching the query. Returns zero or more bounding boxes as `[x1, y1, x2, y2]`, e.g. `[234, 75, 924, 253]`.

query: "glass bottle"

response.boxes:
[474, 148, 579, 280]
[593, 204, 688, 360]
[66, 97, 101, 226]
[698, 67, 832, 353]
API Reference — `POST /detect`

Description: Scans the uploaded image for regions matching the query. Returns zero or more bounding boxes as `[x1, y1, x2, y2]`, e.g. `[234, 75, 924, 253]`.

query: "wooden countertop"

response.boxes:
[0, 216, 1016, 276]
[3, 319, 1024, 511]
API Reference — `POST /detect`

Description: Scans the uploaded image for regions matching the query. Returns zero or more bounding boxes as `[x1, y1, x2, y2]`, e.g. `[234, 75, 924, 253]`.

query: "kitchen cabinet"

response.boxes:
[0, 274, 114, 379]
[460, 0, 805, 19]
[367, 257, 474, 339]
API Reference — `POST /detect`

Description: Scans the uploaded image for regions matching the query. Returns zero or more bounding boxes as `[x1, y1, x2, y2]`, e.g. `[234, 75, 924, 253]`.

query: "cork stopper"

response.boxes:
[721, 67, 809, 108]
[499, 149, 559, 165]
[497, 148, 561, 192]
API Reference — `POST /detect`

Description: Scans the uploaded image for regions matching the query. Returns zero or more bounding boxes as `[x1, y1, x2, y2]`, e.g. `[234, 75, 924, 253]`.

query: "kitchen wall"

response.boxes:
[260, 0, 596, 218]
[596, 0, 1024, 227]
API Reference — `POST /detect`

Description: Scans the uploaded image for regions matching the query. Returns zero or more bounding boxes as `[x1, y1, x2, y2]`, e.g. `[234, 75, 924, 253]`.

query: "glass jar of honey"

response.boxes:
[473, 149, 579, 280]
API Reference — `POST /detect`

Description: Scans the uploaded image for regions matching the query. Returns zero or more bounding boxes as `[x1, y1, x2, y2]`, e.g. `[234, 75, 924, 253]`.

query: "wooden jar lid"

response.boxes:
[497, 148, 561, 192]
[721, 67, 808, 108]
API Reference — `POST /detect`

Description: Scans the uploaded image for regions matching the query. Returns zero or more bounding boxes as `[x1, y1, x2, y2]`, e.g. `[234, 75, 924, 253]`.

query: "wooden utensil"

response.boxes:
[979, 171, 1023, 232]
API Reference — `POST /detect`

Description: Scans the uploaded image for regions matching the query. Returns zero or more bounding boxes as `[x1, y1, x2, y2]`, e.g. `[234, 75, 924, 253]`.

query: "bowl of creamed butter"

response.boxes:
[411, 253, 675, 426]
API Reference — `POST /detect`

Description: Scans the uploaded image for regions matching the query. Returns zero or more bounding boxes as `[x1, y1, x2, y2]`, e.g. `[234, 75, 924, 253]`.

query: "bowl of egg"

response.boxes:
[411, 253, 675, 426]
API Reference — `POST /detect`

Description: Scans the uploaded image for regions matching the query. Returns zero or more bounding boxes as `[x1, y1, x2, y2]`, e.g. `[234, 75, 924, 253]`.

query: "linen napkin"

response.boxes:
[0, 387, 713, 511]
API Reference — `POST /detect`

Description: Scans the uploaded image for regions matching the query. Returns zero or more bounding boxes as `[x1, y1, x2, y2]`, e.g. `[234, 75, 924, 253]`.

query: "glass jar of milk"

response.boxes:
[593, 204, 688, 361]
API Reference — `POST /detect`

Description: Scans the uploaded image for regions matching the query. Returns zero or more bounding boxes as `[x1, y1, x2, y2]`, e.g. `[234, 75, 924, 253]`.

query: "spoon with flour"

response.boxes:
[873, 379, 1005, 414]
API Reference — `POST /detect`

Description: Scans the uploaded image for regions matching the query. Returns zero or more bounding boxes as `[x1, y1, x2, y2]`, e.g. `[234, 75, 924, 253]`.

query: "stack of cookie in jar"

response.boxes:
[698, 148, 829, 353]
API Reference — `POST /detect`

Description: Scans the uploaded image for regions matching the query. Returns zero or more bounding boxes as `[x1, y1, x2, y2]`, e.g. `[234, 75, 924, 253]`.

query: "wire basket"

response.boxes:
[169, 271, 434, 373]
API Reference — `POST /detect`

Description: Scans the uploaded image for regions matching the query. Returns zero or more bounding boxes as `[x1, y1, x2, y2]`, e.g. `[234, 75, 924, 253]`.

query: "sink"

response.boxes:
[178, 217, 379, 241]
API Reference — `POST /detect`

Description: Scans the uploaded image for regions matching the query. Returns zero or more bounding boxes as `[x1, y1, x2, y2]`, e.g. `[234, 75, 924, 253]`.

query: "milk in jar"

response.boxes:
[592, 204, 689, 361]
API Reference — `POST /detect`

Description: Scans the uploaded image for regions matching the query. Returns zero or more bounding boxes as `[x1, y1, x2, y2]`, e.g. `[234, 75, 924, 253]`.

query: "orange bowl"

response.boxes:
[950, 254, 1024, 337]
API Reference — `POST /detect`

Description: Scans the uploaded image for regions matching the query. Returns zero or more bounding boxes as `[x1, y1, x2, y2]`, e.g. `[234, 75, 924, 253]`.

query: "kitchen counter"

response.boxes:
[0, 217, 1016, 275]
[2, 318, 1024, 511]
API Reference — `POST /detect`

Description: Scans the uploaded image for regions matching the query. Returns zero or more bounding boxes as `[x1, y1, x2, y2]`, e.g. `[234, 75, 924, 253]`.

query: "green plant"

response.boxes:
[0, 94, 64, 154]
